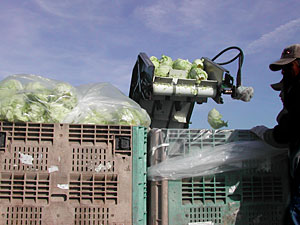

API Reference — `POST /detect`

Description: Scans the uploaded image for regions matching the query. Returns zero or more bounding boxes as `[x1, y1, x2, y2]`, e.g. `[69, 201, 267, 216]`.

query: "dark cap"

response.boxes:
[269, 44, 300, 71]
[270, 79, 283, 91]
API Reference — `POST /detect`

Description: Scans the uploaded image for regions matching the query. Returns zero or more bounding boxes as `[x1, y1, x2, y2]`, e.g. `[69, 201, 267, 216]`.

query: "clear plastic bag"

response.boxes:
[148, 129, 288, 181]
[63, 82, 151, 126]
[0, 74, 77, 123]
[0, 74, 151, 126]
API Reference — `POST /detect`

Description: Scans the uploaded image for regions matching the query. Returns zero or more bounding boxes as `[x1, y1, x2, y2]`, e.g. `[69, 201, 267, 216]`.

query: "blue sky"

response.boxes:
[0, 0, 299, 129]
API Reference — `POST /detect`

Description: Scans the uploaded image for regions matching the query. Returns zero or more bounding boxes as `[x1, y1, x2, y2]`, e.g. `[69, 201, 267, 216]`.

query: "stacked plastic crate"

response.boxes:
[148, 129, 290, 225]
[0, 121, 147, 224]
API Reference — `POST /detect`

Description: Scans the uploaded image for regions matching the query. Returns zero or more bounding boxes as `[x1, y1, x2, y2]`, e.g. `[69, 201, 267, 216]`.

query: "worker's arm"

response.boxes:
[264, 128, 289, 148]
[251, 110, 289, 148]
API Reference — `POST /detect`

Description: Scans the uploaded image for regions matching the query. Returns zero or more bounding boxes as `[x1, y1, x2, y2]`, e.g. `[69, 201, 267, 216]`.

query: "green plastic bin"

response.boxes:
[132, 126, 148, 225]
[149, 129, 290, 225]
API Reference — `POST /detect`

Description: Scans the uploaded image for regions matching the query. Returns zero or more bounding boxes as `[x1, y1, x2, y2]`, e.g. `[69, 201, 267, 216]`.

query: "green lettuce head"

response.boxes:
[172, 59, 192, 71]
[207, 108, 228, 129]
[24, 81, 53, 103]
[53, 82, 78, 109]
[150, 56, 160, 68]
[0, 95, 27, 122]
[159, 55, 173, 66]
[24, 101, 48, 123]
[192, 59, 204, 69]
[155, 65, 171, 77]
[188, 67, 208, 83]
[47, 102, 72, 123]
[0, 79, 23, 92]
[119, 107, 151, 127]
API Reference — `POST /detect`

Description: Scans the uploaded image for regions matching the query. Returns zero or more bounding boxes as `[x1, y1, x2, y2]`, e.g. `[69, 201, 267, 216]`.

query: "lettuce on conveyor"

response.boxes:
[192, 58, 204, 69]
[155, 65, 172, 77]
[188, 66, 208, 83]
[150, 54, 173, 77]
[159, 55, 173, 67]
[150, 56, 160, 68]
[172, 58, 192, 71]
[150, 54, 209, 81]
[187, 59, 208, 83]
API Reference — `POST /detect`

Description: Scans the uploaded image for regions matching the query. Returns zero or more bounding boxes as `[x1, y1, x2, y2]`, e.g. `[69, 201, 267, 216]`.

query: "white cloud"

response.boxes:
[0, 2, 138, 95]
[134, 0, 218, 34]
[177, 0, 212, 26]
[245, 17, 300, 54]
[134, 1, 178, 34]
[33, 0, 123, 24]
[34, 0, 74, 18]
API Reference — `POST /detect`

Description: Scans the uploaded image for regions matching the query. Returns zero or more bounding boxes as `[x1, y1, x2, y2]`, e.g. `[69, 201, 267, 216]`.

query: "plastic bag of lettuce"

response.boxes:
[0, 74, 151, 127]
[63, 82, 151, 127]
[0, 74, 77, 123]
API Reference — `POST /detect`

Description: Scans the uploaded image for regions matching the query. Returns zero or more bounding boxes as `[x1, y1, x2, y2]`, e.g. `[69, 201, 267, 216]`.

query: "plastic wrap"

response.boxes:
[148, 129, 288, 181]
[63, 82, 151, 126]
[0, 74, 151, 126]
[0, 74, 77, 123]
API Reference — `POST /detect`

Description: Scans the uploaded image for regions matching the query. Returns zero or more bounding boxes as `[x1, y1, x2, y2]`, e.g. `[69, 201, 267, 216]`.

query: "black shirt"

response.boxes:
[273, 76, 300, 148]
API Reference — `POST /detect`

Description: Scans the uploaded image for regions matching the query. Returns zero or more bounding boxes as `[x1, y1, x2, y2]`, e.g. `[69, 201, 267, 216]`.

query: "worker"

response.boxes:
[270, 79, 288, 123]
[251, 44, 300, 225]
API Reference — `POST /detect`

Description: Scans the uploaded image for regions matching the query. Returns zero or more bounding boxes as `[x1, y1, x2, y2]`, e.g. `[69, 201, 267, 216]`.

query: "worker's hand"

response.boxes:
[250, 125, 269, 140]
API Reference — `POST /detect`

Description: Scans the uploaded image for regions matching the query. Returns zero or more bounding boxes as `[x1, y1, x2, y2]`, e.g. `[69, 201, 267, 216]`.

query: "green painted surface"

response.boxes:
[132, 126, 147, 225]
[161, 129, 289, 225]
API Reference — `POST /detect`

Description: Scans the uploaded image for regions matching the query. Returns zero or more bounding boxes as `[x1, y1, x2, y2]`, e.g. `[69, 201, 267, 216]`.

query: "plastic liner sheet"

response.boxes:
[148, 129, 288, 181]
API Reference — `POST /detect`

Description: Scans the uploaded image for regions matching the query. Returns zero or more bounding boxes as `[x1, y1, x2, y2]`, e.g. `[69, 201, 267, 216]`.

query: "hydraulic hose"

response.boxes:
[211, 46, 244, 87]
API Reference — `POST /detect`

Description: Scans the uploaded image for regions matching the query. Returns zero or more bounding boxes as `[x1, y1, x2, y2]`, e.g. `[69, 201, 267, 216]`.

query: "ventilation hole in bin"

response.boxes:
[0, 172, 12, 203]
[4, 146, 49, 171]
[245, 205, 283, 225]
[69, 174, 118, 204]
[0, 132, 6, 152]
[14, 127, 26, 132]
[241, 175, 283, 202]
[0, 172, 50, 204]
[5, 206, 43, 224]
[74, 207, 110, 225]
[182, 176, 226, 205]
[1, 122, 54, 143]
[72, 147, 115, 172]
[188, 206, 222, 224]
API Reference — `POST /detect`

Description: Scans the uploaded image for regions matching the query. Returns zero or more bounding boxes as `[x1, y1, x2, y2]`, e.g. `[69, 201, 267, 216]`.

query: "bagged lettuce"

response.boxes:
[64, 83, 151, 127]
[0, 74, 77, 123]
[0, 74, 150, 127]
[0, 79, 23, 92]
